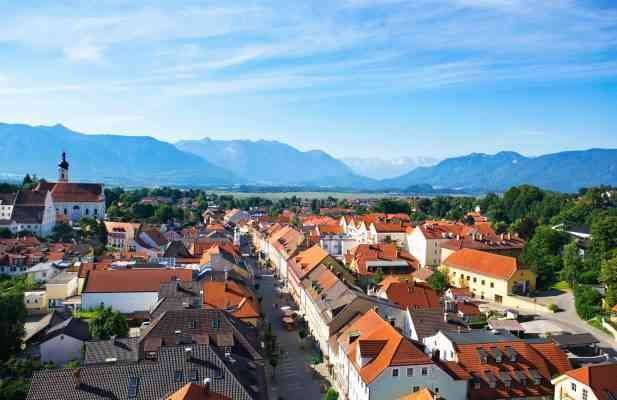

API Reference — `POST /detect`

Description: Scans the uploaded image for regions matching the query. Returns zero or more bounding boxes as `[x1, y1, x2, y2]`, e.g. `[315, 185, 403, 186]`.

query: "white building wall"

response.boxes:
[81, 292, 158, 313]
[40, 335, 83, 365]
[553, 378, 598, 400]
[55, 201, 106, 222]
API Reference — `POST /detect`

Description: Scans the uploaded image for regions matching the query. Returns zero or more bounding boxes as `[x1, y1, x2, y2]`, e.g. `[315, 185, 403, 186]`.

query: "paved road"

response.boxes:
[530, 291, 617, 355]
[259, 274, 323, 400]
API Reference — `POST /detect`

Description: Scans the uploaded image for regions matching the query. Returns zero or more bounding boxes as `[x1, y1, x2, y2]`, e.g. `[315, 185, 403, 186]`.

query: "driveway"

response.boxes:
[259, 274, 324, 400]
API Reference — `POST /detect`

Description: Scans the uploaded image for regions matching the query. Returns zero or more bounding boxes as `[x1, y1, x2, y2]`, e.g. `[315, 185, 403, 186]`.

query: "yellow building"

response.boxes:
[441, 248, 536, 303]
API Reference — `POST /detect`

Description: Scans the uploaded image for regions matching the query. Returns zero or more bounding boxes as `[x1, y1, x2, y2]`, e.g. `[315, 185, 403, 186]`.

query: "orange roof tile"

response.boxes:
[166, 383, 231, 400]
[398, 388, 434, 400]
[443, 248, 519, 280]
[564, 364, 617, 400]
[288, 245, 329, 281]
[340, 309, 431, 384]
[349, 244, 418, 276]
[202, 281, 260, 320]
[382, 280, 441, 310]
[84, 268, 192, 293]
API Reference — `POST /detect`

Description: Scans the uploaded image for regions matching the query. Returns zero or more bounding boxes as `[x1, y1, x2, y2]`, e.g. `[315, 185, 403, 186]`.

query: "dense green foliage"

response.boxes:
[427, 270, 449, 294]
[89, 307, 129, 340]
[574, 285, 602, 320]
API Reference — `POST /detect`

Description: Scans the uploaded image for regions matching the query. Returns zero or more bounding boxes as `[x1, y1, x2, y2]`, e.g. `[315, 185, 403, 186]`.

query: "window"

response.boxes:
[85, 208, 89, 215]
[413, 386, 420, 392]
[94, 209, 98, 216]
[188, 320, 197, 329]
[127, 377, 140, 399]
[481, 280, 485, 285]
[392, 368, 399, 377]
[571, 383, 576, 392]
[582, 389, 588, 400]
[174, 371, 183, 382]
[490, 282, 494, 288]
[421, 367, 428, 376]
[212, 319, 220, 329]
[473, 277, 477, 283]
[190, 369, 199, 381]
[466, 276, 470, 281]
[406, 368, 413, 377]
[434, 387, 439, 394]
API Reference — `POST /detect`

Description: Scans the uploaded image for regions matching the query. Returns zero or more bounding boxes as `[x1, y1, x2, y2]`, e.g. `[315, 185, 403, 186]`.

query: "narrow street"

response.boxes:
[258, 273, 324, 400]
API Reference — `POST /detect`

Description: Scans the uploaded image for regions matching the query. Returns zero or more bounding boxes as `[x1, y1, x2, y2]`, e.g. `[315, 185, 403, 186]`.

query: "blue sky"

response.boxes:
[0, 0, 616, 159]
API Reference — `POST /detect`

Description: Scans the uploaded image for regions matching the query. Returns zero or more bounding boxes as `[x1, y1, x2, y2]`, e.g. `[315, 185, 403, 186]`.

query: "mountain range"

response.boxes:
[1, 122, 616, 193]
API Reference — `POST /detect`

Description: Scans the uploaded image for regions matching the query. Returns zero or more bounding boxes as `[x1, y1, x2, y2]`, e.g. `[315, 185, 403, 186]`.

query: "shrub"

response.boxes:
[547, 303, 559, 313]
[574, 285, 601, 320]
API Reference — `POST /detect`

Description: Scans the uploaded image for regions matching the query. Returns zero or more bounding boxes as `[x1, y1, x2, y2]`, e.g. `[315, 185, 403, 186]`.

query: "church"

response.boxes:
[36, 152, 106, 222]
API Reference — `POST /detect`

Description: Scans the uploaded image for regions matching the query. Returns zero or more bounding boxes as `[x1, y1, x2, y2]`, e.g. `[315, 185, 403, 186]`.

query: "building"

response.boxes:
[0, 190, 56, 237]
[267, 225, 304, 283]
[315, 224, 356, 260]
[81, 268, 193, 313]
[166, 382, 231, 400]
[333, 309, 469, 400]
[35, 152, 106, 222]
[286, 244, 330, 305]
[202, 280, 261, 326]
[39, 317, 90, 365]
[440, 231, 525, 260]
[375, 278, 442, 310]
[223, 209, 250, 225]
[104, 221, 142, 252]
[45, 271, 79, 311]
[423, 329, 572, 400]
[27, 344, 260, 400]
[552, 363, 617, 400]
[441, 248, 536, 303]
[346, 244, 419, 279]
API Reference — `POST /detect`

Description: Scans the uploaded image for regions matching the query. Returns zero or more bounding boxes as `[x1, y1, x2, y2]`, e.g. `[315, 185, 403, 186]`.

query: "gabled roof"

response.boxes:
[443, 248, 519, 280]
[43, 317, 90, 342]
[564, 364, 617, 400]
[349, 244, 418, 276]
[339, 309, 431, 384]
[46, 182, 104, 203]
[167, 383, 231, 400]
[288, 245, 329, 281]
[398, 388, 435, 400]
[83, 268, 193, 293]
[381, 280, 441, 310]
[202, 281, 260, 320]
[407, 308, 463, 340]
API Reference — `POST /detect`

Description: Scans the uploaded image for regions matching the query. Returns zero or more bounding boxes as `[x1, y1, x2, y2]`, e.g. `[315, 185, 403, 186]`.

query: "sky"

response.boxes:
[0, 0, 616, 159]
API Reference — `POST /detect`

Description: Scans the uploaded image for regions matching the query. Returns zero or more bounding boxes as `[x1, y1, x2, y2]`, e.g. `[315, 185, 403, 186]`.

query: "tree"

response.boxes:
[372, 199, 411, 215]
[522, 226, 569, 289]
[154, 204, 174, 223]
[590, 216, 617, 267]
[0, 228, 13, 239]
[600, 255, 617, 308]
[324, 388, 339, 400]
[511, 217, 538, 240]
[0, 292, 26, 362]
[561, 241, 582, 288]
[574, 285, 601, 320]
[89, 307, 129, 340]
[22, 174, 33, 186]
[427, 270, 448, 294]
[371, 268, 385, 286]
[51, 222, 75, 242]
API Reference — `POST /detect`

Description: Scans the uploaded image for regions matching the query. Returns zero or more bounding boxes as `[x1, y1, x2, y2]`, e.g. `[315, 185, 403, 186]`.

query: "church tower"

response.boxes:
[58, 151, 69, 182]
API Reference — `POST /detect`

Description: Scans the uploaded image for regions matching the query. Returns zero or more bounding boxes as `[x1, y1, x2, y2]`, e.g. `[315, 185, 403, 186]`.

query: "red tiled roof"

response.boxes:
[382, 280, 441, 310]
[288, 245, 329, 281]
[84, 268, 192, 293]
[316, 224, 343, 235]
[46, 182, 104, 203]
[443, 248, 519, 280]
[349, 244, 418, 276]
[341, 309, 431, 384]
[166, 383, 231, 400]
[202, 281, 260, 320]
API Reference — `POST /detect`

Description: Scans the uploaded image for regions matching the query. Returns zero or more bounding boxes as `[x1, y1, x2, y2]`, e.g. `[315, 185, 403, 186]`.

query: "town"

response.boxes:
[0, 152, 615, 400]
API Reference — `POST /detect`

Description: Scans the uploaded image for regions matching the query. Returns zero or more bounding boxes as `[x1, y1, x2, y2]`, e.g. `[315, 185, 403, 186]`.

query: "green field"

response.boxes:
[209, 191, 408, 200]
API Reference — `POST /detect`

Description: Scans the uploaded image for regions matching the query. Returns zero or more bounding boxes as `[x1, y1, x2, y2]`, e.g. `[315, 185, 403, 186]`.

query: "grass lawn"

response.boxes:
[73, 309, 101, 320]
[587, 316, 610, 334]
[551, 281, 571, 292]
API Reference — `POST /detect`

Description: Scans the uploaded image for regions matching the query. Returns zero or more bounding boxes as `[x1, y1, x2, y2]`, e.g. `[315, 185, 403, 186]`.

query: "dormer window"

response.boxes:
[529, 369, 542, 385]
[477, 348, 488, 364]
[491, 347, 502, 363]
[504, 346, 517, 362]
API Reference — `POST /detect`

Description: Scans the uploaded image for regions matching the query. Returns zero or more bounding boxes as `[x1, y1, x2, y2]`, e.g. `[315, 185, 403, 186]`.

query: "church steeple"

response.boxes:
[58, 151, 69, 182]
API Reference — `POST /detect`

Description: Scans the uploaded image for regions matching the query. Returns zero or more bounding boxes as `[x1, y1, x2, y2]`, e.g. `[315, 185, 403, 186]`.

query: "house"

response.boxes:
[286, 244, 330, 305]
[551, 363, 617, 400]
[442, 249, 536, 304]
[315, 224, 356, 260]
[375, 278, 441, 310]
[423, 329, 572, 400]
[27, 261, 61, 283]
[403, 308, 464, 341]
[45, 271, 79, 311]
[0, 190, 57, 237]
[223, 209, 250, 225]
[368, 222, 409, 247]
[27, 344, 260, 400]
[81, 268, 193, 313]
[442, 248, 536, 303]
[104, 221, 142, 252]
[332, 309, 469, 400]
[407, 222, 470, 268]
[81, 308, 266, 400]
[267, 225, 304, 283]
[135, 228, 170, 256]
[202, 280, 261, 326]
[34, 152, 105, 222]
[25, 290, 48, 314]
[39, 317, 90, 365]
[346, 244, 419, 279]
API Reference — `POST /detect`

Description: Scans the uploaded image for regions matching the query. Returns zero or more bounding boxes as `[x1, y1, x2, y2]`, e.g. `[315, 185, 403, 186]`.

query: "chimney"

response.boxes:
[202, 378, 211, 394]
[72, 368, 82, 389]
